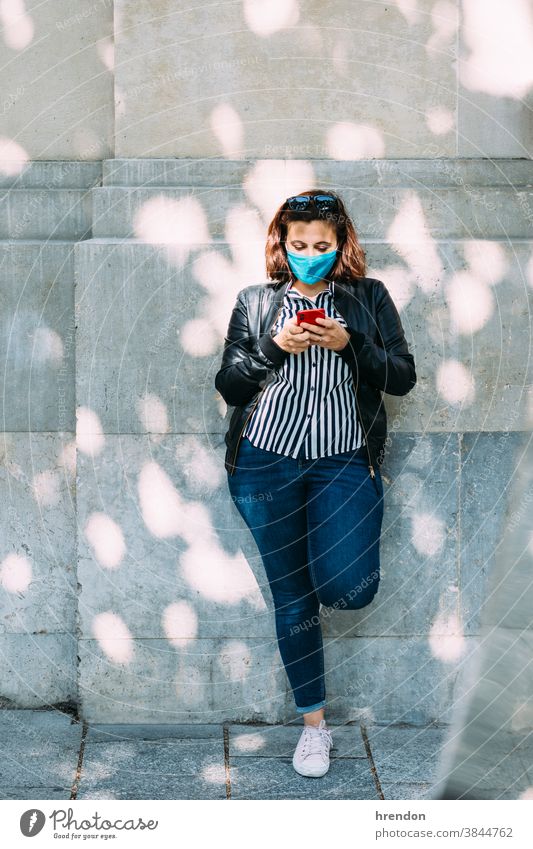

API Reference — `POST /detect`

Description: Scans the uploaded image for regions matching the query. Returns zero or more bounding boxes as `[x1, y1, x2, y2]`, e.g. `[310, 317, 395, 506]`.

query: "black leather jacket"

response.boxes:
[215, 275, 417, 485]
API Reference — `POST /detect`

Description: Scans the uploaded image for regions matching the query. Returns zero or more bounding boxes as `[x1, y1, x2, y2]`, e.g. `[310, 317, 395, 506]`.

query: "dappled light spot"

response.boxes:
[31, 469, 61, 508]
[202, 763, 227, 783]
[389, 471, 421, 508]
[463, 241, 508, 285]
[84, 512, 126, 570]
[133, 195, 211, 267]
[233, 731, 267, 753]
[97, 37, 114, 71]
[429, 611, 465, 661]
[193, 249, 247, 314]
[426, 106, 454, 135]
[32, 327, 64, 365]
[0, 552, 32, 593]
[369, 266, 416, 311]
[427, 1, 458, 52]
[138, 461, 186, 538]
[210, 102, 244, 158]
[326, 122, 385, 159]
[393, 0, 421, 25]
[446, 271, 494, 334]
[76, 407, 105, 456]
[243, 0, 299, 36]
[92, 611, 134, 664]
[411, 511, 445, 556]
[511, 700, 533, 731]
[175, 438, 224, 492]
[136, 393, 169, 434]
[387, 193, 444, 290]
[243, 159, 307, 223]
[163, 601, 198, 645]
[218, 640, 252, 681]
[407, 437, 433, 469]
[436, 359, 475, 406]
[181, 317, 218, 356]
[0, 1, 34, 50]
[0, 138, 29, 175]
[461, 0, 533, 98]
[57, 440, 76, 477]
[224, 203, 266, 275]
[527, 251, 533, 289]
[180, 539, 266, 607]
[518, 787, 533, 800]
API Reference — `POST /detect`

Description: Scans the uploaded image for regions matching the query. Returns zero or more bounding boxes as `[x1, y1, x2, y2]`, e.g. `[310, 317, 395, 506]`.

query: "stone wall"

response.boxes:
[1, 0, 532, 723]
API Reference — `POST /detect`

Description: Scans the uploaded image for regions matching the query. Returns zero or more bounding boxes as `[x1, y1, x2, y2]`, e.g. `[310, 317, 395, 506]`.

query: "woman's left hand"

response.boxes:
[299, 317, 351, 353]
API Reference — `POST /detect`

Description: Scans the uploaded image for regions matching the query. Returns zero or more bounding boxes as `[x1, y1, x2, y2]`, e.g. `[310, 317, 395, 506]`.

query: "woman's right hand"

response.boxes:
[272, 317, 314, 355]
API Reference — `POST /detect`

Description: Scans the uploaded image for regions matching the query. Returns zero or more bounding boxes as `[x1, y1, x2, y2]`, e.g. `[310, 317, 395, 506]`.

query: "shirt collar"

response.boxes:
[287, 278, 335, 297]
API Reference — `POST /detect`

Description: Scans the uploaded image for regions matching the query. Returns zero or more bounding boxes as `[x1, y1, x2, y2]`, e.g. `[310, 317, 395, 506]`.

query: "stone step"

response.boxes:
[0, 160, 102, 189]
[0, 189, 93, 240]
[101, 157, 533, 188]
[91, 185, 533, 239]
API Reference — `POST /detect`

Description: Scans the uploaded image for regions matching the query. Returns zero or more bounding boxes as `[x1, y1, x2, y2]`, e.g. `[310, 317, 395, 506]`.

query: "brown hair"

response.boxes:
[265, 189, 366, 286]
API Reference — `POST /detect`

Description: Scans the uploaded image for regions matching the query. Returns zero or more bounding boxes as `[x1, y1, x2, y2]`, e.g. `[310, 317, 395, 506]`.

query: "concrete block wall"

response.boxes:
[1, 157, 531, 724]
[1, 0, 532, 723]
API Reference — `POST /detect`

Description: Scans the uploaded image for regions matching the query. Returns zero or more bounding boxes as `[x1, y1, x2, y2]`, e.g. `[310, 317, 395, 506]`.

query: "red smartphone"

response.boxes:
[296, 308, 326, 326]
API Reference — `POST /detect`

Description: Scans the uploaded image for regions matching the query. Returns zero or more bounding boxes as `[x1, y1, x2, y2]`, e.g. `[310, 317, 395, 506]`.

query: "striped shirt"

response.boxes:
[243, 279, 365, 458]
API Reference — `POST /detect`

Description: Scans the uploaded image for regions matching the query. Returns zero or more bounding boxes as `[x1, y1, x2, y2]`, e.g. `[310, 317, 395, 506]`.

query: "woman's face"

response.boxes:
[285, 219, 338, 256]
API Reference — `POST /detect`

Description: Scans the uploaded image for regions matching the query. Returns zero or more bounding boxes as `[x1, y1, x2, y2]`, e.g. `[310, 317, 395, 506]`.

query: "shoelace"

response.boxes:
[301, 724, 333, 759]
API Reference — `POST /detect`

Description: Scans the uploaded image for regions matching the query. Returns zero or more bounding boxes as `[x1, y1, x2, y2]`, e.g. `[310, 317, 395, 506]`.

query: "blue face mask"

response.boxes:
[286, 248, 338, 285]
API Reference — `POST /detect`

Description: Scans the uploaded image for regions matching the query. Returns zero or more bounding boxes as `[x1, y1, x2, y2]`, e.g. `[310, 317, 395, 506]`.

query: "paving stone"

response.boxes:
[87, 723, 223, 743]
[0, 786, 72, 799]
[78, 739, 227, 800]
[228, 722, 366, 759]
[365, 724, 449, 785]
[0, 710, 81, 798]
[229, 756, 378, 800]
[380, 782, 432, 800]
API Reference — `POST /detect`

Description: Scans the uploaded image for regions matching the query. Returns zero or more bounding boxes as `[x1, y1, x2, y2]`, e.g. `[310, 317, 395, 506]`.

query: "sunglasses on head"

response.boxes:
[284, 194, 339, 212]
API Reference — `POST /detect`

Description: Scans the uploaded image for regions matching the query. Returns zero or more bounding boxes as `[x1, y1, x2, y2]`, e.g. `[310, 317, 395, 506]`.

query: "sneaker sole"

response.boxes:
[292, 759, 330, 778]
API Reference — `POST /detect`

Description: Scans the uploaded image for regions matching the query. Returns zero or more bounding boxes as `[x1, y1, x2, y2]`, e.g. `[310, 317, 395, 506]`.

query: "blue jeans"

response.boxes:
[227, 435, 384, 715]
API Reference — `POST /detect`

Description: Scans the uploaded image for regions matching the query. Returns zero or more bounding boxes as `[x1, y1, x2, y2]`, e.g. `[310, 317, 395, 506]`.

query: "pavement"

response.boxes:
[5, 708, 530, 802]
[0, 708, 461, 800]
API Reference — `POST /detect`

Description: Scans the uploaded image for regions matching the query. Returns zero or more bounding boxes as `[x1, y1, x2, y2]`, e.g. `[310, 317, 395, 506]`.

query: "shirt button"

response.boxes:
[311, 386, 315, 390]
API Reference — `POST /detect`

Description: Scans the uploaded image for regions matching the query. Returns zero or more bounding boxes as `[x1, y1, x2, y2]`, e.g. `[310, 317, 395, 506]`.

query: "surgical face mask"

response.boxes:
[286, 248, 338, 285]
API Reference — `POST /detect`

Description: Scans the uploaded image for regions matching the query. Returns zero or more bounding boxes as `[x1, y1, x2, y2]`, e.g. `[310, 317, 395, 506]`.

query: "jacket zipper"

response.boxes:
[229, 301, 285, 475]
[351, 375, 378, 486]
[334, 305, 378, 485]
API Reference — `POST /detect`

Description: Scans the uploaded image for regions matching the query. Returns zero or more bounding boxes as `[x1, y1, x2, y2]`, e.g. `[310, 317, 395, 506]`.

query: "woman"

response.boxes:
[215, 190, 416, 778]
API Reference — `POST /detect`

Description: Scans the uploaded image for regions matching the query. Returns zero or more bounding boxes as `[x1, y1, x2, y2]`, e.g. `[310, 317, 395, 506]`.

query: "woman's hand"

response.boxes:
[298, 317, 351, 352]
[272, 317, 317, 355]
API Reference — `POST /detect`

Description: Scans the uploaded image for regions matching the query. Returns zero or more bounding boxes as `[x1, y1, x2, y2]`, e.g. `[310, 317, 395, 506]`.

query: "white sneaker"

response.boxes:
[292, 719, 333, 777]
